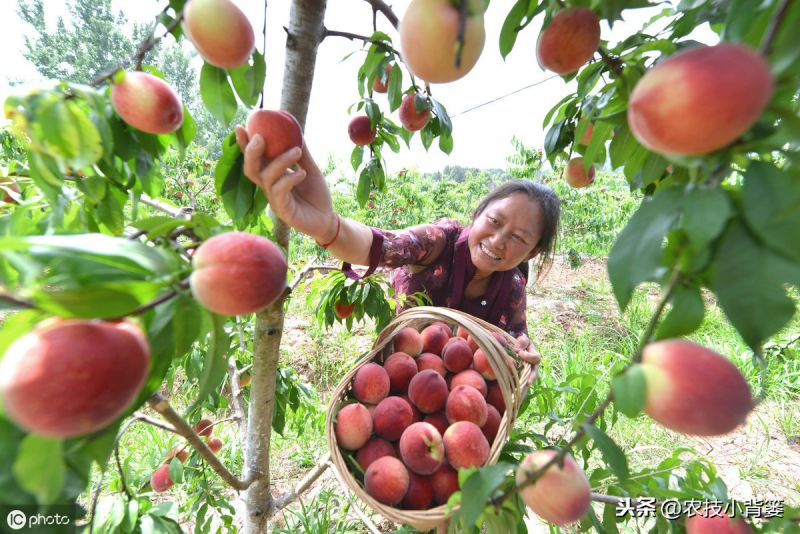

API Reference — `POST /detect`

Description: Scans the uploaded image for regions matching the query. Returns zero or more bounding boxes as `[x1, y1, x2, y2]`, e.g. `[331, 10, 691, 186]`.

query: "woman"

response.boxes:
[236, 131, 561, 366]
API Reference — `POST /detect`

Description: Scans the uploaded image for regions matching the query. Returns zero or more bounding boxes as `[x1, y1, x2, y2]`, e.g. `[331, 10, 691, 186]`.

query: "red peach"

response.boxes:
[416, 353, 446, 377]
[352, 362, 390, 405]
[334, 301, 355, 319]
[207, 437, 223, 454]
[516, 450, 591, 526]
[384, 352, 418, 394]
[686, 510, 753, 534]
[430, 464, 459, 504]
[482, 404, 501, 444]
[364, 456, 410, 505]
[151, 464, 175, 493]
[245, 109, 303, 160]
[443, 421, 489, 469]
[441, 337, 473, 373]
[565, 157, 595, 188]
[183, 0, 255, 69]
[536, 7, 600, 75]
[190, 231, 288, 316]
[450, 369, 487, 397]
[399, 422, 445, 475]
[348, 115, 376, 146]
[165, 446, 189, 464]
[334, 403, 373, 450]
[111, 71, 183, 134]
[408, 369, 449, 414]
[421, 323, 451, 355]
[473, 348, 495, 380]
[402, 472, 434, 510]
[486, 381, 506, 414]
[372, 64, 393, 93]
[393, 327, 423, 357]
[423, 412, 449, 437]
[399, 93, 431, 131]
[0, 177, 21, 203]
[446, 385, 488, 426]
[356, 437, 397, 471]
[373, 396, 415, 441]
[195, 418, 213, 437]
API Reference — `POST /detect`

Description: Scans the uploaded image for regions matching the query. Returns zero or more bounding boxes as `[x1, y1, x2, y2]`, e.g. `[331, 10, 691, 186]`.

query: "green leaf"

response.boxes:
[29, 282, 162, 319]
[582, 423, 629, 482]
[13, 435, 65, 504]
[387, 65, 403, 112]
[188, 312, 231, 412]
[351, 145, 364, 172]
[656, 283, 705, 340]
[357, 166, 371, 206]
[608, 187, 682, 310]
[459, 463, 512, 527]
[583, 121, 613, 167]
[741, 162, 800, 263]
[200, 63, 238, 125]
[611, 365, 646, 418]
[710, 220, 798, 349]
[499, 0, 527, 58]
[215, 132, 261, 222]
[681, 187, 732, 252]
[228, 50, 266, 107]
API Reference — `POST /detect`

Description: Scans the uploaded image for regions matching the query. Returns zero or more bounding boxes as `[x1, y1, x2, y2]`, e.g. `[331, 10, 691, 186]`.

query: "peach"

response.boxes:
[408, 369, 449, 414]
[441, 337, 473, 372]
[352, 362, 390, 404]
[627, 43, 773, 156]
[639, 340, 753, 436]
[430, 464, 459, 504]
[399, 422, 445, 475]
[151, 464, 175, 493]
[465, 334, 479, 353]
[686, 511, 753, 533]
[190, 231, 288, 315]
[356, 437, 397, 471]
[472, 348, 495, 380]
[421, 323, 451, 355]
[482, 404, 501, 444]
[364, 456, 410, 505]
[0, 177, 20, 203]
[238, 373, 251, 388]
[394, 327, 423, 357]
[372, 64, 393, 93]
[536, 7, 600, 75]
[402, 472, 434, 510]
[486, 381, 506, 414]
[195, 418, 213, 437]
[334, 301, 355, 319]
[348, 115, 376, 146]
[0, 318, 150, 438]
[402, 395, 423, 423]
[416, 353, 446, 376]
[165, 446, 189, 464]
[373, 396, 415, 441]
[565, 157, 595, 188]
[207, 437, 223, 454]
[455, 326, 469, 339]
[384, 352, 418, 393]
[516, 450, 591, 526]
[450, 369, 487, 397]
[399, 0, 485, 84]
[443, 421, 489, 469]
[245, 109, 303, 160]
[423, 412, 449, 437]
[111, 71, 183, 134]
[399, 93, 431, 131]
[334, 403, 373, 450]
[446, 385, 488, 426]
[578, 122, 594, 146]
[183, 0, 255, 69]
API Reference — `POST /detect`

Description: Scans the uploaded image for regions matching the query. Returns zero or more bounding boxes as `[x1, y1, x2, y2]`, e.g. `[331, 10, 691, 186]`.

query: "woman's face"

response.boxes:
[468, 193, 544, 276]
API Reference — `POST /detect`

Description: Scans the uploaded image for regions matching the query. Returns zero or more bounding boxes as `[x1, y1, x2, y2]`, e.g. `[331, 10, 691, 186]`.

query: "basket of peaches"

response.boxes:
[325, 306, 537, 531]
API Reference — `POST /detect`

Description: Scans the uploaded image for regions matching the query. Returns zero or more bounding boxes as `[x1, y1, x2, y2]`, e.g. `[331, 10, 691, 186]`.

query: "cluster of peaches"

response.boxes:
[151, 418, 225, 493]
[333, 322, 517, 509]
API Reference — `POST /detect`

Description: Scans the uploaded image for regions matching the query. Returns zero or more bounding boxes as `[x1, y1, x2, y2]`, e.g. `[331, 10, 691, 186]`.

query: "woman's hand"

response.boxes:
[235, 127, 337, 242]
[514, 335, 541, 366]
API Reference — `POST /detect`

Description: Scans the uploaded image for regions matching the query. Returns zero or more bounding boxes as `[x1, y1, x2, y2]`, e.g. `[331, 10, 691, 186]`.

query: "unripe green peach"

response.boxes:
[516, 450, 591, 526]
[639, 339, 753, 436]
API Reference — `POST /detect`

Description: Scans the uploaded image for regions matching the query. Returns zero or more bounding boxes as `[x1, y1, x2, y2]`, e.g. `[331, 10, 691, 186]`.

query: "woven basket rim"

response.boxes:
[326, 306, 538, 531]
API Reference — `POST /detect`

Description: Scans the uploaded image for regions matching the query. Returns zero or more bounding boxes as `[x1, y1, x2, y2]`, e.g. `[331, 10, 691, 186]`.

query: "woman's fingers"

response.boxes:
[270, 168, 307, 205]
[235, 126, 249, 152]
[243, 134, 266, 185]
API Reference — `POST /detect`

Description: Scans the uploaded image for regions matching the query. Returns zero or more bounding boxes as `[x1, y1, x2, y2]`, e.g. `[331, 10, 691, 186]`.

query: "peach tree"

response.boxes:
[0, 0, 798, 533]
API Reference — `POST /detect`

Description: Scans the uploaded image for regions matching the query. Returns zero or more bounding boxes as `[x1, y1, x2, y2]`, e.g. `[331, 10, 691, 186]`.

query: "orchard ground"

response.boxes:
[111, 251, 799, 532]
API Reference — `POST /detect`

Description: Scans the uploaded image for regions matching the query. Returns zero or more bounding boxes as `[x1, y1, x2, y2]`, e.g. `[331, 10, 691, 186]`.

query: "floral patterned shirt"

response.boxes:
[370, 218, 529, 338]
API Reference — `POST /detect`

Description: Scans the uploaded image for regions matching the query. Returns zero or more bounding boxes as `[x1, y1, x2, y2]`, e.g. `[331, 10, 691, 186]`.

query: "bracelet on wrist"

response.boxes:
[316, 214, 341, 249]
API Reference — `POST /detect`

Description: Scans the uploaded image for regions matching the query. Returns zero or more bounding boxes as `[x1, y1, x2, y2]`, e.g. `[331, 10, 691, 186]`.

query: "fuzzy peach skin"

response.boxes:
[639, 339, 753, 436]
[111, 71, 183, 134]
[516, 450, 591, 526]
[536, 7, 600, 75]
[183, 0, 255, 69]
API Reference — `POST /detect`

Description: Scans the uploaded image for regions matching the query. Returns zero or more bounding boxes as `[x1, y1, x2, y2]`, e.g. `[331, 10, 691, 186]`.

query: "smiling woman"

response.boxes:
[237, 129, 560, 364]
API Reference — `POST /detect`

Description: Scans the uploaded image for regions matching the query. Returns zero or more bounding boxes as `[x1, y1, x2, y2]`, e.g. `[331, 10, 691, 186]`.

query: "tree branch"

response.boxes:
[760, 0, 792, 56]
[0, 289, 36, 310]
[139, 193, 192, 219]
[131, 412, 178, 434]
[147, 393, 254, 490]
[361, 0, 399, 28]
[288, 264, 337, 290]
[272, 453, 331, 510]
[598, 46, 624, 76]
[322, 28, 400, 57]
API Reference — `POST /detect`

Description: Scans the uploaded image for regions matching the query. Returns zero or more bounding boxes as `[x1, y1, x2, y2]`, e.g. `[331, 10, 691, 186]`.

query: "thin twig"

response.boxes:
[759, 0, 792, 56]
[131, 413, 178, 434]
[273, 453, 331, 510]
[362, 0, 399, 28]
[288, 264, 337, 290]
[148, 394, 254, 490]
[598, 47, 624, 76]
[0, 291, 36, 310]
[322, 28, 401, 57]
[139, 193, 192, 219]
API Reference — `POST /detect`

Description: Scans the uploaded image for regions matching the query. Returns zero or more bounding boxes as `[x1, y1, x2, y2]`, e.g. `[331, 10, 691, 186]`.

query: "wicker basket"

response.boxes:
[325, 306, 538, 532]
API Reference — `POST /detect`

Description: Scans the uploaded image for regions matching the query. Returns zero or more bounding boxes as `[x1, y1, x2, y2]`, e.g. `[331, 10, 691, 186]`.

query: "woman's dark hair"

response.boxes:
[471, 179, 561, 282]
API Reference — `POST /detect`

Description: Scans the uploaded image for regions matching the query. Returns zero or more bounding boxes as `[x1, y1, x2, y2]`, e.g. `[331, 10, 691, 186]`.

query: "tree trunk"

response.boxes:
[242, 1, 327, 532]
